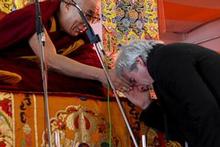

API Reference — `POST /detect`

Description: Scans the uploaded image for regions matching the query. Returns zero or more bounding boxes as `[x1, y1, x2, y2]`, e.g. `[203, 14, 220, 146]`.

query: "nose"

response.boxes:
[78, 24, 87, 32]
[79, 24, 87, 32]
[72, 23, 87, 36]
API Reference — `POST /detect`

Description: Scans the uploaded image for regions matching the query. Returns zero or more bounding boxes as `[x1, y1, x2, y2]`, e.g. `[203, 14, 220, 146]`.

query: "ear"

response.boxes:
[62, 1, 70, 10]
[136, 56, 144, 66]
[65, 4, 70, 10]
[60, 1, 70, 12]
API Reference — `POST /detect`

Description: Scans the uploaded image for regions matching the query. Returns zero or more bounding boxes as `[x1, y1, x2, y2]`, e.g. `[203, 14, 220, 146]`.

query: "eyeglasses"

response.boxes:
[84, 10, 101, 23]
[62, 0, 101, 24]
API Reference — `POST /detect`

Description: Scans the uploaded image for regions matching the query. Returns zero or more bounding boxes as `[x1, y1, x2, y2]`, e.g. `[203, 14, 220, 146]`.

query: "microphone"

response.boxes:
[34, 1, 51, 146]
[35, 0, 45, 45]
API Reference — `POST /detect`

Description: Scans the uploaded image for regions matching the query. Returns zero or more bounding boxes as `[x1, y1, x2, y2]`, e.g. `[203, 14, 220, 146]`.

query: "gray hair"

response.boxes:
[115, 39, 164, 79]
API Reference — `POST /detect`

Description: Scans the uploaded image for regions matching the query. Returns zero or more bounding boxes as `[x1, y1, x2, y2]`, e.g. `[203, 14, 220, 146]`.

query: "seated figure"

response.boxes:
[0, 0, 121, 97]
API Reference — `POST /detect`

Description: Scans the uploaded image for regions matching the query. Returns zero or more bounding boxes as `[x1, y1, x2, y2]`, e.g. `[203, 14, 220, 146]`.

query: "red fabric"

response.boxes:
[0, 0, 60, 49]
[0, 0, 105, 97]
[0, 11, 6, 20]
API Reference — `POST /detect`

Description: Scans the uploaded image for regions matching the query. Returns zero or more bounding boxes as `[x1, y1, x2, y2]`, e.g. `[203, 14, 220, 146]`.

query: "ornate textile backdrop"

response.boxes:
[102, 0, 159, 67]
[0, 92, 182, 147]
[0, 0, 33, 13]
[0, 92, 139, 146]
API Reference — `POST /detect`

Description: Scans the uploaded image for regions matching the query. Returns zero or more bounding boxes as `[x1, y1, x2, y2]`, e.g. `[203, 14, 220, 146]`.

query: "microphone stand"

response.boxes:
[35, 0, 52, 146]
[72, 2, 139, 147]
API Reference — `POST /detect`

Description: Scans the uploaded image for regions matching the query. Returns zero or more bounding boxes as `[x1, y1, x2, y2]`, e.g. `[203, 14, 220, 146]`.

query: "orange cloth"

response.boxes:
[0, 91, 181, 146]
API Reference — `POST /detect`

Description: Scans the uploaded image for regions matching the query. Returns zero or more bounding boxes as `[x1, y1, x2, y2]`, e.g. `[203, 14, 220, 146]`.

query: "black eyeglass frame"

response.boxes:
[61, 0, 100, 24]
[61, 0, 101, 44]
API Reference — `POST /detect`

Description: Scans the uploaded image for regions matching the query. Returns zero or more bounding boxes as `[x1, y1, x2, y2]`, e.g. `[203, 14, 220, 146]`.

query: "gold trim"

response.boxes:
[0, 70, 22, 85]
[49, 17, 57, 33]
[61, 39, 85, 56]
[33, 94, 39, 147]
[11, 92, 15, 147]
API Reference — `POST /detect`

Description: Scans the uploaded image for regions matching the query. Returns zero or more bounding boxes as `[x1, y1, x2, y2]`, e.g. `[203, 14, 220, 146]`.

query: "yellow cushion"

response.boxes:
[0, 70, 22, 85]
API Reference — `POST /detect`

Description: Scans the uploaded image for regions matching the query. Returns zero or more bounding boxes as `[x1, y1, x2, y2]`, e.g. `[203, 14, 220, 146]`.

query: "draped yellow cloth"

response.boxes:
[0, 91, 181, 146]
[0, 92, 133, 146]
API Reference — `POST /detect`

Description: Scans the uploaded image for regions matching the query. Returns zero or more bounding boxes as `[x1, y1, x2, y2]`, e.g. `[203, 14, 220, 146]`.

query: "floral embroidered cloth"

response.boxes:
[0, 91, 181, 146]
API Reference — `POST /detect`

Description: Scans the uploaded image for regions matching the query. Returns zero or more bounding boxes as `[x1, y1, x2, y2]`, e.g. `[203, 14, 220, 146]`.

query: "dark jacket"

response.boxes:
[140, 43, 220, 146]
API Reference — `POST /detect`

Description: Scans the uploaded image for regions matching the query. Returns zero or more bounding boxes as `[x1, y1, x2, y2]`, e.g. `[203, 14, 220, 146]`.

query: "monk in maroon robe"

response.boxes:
[0, 0, 118, 97]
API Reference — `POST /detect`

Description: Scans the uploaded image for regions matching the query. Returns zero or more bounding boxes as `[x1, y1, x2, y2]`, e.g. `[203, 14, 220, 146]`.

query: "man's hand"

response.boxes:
[99, 68, 132, 90]
[123, 86, 152, 109]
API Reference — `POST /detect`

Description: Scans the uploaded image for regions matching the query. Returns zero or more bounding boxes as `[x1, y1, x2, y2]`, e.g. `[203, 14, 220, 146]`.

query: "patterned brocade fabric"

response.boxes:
[0, 0, 33, 13]
[0, 92, 142, 146]
[102, 0, 159, 67]
[0, 91, 182, 147]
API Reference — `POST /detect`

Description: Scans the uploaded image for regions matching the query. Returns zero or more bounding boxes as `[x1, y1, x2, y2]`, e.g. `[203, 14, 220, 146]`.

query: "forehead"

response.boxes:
[122, 68, 137, 80]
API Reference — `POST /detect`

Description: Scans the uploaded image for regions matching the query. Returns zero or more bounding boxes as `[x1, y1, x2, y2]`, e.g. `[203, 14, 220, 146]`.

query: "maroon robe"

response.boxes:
[0, 0, 105, 97]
